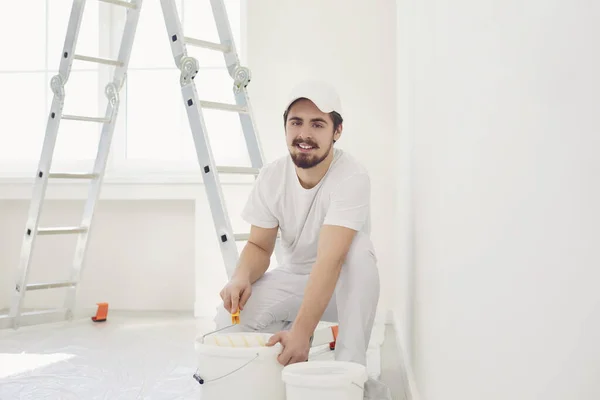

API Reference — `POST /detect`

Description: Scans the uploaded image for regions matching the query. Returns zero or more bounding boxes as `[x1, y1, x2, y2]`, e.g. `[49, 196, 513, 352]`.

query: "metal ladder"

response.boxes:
[0, 0, 268, 330]
[159, 0, 269, 279]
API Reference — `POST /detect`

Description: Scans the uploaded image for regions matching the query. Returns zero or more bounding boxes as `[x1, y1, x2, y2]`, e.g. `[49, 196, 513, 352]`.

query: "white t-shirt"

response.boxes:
[241, 148, 374, 274]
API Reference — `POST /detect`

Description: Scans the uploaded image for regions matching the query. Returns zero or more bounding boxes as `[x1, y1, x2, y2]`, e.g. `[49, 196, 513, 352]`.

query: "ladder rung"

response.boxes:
[98, 0, 137, 9]
[232, 232, 281, 241]
[62, 115, 111, 123]
[216, 166, 259, 175]
[0, 309, 68, 329]
[73, 54, 124, 67]
[184, 37, 230, 53]
[48, 172, 99, 179]
[26, 281, 77, 291]
[199, 100, 248, 113]
[37, 226, 88, 235]
[234, 233, 250, 241]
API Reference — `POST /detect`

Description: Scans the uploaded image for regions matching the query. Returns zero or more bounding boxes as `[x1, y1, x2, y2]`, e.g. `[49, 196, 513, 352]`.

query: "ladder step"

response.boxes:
[216, 166, 259, 175]
[73, 54, 124, 67]
[26, 281, 77, 291]
[0, 309, 68, 330]
[98, 0, 137, 9]
[234, 233, 250, 241]
[184, 37, 230, 53]
[62, 115, 111, 123]
[37, 226, 88, 235]
[232, 232, 281, 242]
[199, 100, 248, 113]
[48, 172, 99, 179]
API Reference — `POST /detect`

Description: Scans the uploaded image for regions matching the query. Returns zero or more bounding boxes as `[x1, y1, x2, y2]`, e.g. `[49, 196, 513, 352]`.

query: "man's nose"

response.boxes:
[296, 131, 312, 140]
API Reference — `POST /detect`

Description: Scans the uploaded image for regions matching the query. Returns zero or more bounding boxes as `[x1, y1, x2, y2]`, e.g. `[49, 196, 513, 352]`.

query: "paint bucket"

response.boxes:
[281, 360, 368, 400]
[194, 332, 285, 400]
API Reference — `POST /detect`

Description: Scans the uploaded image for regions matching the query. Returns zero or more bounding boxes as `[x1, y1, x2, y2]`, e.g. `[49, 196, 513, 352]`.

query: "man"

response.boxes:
[215, 80, 390, 399]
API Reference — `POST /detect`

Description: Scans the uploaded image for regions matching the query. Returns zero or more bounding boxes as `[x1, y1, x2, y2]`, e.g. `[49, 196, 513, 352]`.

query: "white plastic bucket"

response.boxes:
[281, 360, 368, 400]
[194, 332, 285, 400]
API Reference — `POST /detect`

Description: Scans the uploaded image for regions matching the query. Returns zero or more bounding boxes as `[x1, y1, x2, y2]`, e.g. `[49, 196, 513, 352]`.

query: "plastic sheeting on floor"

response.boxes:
[0, 312, 382, 399]
[0, 313, 202, 399]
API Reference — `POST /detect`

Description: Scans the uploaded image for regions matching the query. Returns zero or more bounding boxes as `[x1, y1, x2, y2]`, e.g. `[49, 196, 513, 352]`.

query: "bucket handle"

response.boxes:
[200, 323, 236, 343]
[193, 352, 260, 385]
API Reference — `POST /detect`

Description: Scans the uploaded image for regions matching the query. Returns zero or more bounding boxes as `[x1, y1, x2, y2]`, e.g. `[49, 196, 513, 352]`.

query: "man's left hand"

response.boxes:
[266, 330, 312, 366]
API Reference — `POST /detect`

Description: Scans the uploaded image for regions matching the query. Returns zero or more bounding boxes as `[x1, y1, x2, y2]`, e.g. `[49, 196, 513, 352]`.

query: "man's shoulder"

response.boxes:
[256, 154, 290, 182]
[329, 149, 370, 181]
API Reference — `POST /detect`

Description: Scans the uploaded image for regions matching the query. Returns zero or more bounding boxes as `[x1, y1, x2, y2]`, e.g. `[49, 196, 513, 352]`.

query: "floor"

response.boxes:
[0, 311, 408, 399]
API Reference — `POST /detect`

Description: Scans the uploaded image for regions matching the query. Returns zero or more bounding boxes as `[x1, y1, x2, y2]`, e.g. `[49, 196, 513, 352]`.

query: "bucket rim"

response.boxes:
[281, 360, 368, 388]
[195, 332, 282, 358]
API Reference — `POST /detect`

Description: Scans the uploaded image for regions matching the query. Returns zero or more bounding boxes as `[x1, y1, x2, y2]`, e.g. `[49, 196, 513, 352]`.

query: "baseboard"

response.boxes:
[389, 310, 421, 400]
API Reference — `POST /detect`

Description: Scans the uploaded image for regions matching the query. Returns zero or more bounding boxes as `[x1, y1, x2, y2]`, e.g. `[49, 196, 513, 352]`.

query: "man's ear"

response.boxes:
[333, 124, 343, 142]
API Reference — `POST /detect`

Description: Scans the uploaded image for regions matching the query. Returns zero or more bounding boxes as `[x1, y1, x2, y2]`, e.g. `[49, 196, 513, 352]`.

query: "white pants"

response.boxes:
[214, 232, 380, 366]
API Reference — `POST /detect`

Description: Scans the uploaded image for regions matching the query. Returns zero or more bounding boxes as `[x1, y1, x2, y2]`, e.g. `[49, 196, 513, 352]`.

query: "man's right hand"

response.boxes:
[219, 276, 252, 314]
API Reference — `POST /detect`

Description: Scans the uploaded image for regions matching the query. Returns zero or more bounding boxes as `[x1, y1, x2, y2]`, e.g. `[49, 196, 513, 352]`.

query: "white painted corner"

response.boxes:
[390, 310, 421, 400]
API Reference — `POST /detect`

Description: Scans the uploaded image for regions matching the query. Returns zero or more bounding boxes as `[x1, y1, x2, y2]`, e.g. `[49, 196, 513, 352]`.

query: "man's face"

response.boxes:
[285, 98, 340, 169]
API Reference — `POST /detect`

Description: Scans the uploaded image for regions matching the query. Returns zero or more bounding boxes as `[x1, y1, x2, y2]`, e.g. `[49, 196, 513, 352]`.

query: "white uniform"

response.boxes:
[214, 147, 381, 370]
[244, 147, 375, 274]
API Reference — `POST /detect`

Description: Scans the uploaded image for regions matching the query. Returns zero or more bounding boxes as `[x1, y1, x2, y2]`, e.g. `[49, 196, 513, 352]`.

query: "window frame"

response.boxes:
[0, 0, 250, 187]
[105, 0, 250, 181]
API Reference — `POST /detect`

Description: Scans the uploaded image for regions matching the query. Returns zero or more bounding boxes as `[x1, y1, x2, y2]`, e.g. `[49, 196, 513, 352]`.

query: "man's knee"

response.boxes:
[214, 305, 234, 330]
[342, 232, 379, 285]
[213, 268, 305, 333]
[213, 298, 278, 332]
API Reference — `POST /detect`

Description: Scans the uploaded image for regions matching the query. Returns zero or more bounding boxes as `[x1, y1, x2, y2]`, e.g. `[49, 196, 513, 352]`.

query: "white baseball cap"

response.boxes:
[284, 80, 343, 115]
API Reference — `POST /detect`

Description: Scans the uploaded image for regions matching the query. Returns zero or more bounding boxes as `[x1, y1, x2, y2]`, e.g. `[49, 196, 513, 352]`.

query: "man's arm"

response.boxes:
[289, 224, 357, 338]
[222, 224, 278, 313]
[232, 224, 279, 284]
[290, 172, 371, 338]
[266, 172, 371, 364]
[235, 165, 279, 284]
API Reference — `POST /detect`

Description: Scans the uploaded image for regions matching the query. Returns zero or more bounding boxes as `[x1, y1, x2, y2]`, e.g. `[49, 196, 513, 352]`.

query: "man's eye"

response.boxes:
[313, 124, 323, 128]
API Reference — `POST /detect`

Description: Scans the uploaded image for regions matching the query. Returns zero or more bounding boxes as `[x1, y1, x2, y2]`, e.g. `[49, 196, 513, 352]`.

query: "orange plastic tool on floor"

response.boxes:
[92, 302, 109, 322]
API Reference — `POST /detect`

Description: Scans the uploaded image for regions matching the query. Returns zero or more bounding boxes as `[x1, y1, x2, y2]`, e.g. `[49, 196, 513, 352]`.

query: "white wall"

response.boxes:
[1, 1, 398, 325]
[407, 0, 600, 399]
[0, 199, 195, 311]
[394, 0, 416, 362]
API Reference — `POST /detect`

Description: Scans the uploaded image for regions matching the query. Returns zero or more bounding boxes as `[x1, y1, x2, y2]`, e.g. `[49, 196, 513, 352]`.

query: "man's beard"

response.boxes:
[289, 138, 332, 169]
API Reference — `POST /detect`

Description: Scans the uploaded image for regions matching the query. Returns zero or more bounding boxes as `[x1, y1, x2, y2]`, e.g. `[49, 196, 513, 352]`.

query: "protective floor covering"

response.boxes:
[0, 312, 349, 399]
[0, 313, 205, 399]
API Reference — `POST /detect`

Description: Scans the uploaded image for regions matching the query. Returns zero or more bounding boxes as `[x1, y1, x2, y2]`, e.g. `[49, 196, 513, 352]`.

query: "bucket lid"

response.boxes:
[281, 361, 368, 388]
[201, 332, 272, 348]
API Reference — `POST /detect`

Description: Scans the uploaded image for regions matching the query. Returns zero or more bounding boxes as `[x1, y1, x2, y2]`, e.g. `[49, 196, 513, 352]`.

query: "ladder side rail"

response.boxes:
[209, 0, 266, 170]
[160, 0, 240, 279]
[209, 0, 283, 262]
[182, 83, 241, 279]
[58, 0, 88, 81]
[208, 0, 240, 76]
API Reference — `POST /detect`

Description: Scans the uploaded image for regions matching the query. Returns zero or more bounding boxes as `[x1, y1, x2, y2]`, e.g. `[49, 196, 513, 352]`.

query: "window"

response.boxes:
[0, 1, 100, 176]
[0, 0, 248, 179]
